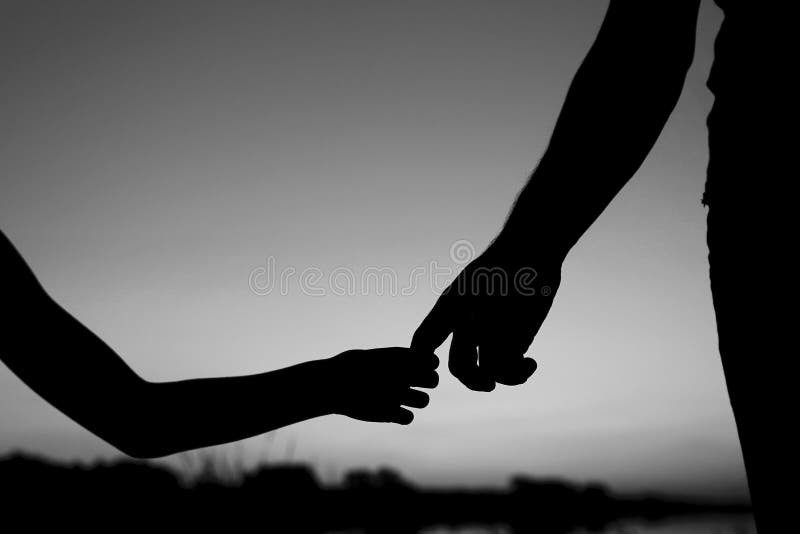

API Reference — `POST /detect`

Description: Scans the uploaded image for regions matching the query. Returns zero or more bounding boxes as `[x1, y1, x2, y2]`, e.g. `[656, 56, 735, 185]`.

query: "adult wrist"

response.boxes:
[489, 223, 570, 268]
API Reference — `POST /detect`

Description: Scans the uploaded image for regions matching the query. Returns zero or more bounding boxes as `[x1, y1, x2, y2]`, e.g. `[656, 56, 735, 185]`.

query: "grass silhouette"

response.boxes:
[0, 451, 751, 533]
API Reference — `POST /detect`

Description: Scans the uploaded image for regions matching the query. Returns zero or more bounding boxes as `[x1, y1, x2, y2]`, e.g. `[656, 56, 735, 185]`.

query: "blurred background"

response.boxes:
[0, 0, 745, 501]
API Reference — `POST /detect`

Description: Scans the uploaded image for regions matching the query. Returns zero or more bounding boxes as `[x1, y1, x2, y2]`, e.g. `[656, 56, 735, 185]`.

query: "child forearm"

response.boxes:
[127, 359, 333, 458]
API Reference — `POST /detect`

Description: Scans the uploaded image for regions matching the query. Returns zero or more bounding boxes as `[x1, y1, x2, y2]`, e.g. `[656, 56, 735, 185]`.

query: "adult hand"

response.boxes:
[412, 240, 561, 391]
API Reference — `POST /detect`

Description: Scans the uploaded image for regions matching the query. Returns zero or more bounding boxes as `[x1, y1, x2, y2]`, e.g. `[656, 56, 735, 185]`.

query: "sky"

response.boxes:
[0, 1, 746, 499]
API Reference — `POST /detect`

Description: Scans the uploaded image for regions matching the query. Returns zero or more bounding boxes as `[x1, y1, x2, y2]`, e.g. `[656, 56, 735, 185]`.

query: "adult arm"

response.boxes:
[413, 0, 701, 390]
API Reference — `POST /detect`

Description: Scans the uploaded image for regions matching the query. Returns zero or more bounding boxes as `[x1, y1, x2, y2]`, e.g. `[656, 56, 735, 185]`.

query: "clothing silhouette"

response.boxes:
[414, 1, 783, 530]
[0, 230, 438, 458]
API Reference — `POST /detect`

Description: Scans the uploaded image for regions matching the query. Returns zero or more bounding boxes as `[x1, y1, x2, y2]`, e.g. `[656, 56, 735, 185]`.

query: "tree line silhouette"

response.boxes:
[1, 452, 751, 533]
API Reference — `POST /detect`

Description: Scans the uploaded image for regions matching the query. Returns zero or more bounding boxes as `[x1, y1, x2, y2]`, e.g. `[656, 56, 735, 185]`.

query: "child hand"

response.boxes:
[324, 347, 439, 425]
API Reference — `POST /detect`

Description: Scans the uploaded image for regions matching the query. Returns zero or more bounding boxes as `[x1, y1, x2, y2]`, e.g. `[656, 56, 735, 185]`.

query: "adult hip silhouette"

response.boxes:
[413, 1, 787, 531]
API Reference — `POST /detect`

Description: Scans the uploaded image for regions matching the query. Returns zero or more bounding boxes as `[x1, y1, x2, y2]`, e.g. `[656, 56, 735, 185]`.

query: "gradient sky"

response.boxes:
[0, 1, 745, 499]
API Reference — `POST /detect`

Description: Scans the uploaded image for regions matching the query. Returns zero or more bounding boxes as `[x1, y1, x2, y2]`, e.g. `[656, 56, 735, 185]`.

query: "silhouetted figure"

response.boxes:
[413, 1, 780, 530]
[0, 230, 438, 459]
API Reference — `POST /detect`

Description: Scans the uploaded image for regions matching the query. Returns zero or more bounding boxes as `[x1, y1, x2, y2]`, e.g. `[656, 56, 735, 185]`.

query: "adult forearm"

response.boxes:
[497, 2, 697, 261]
